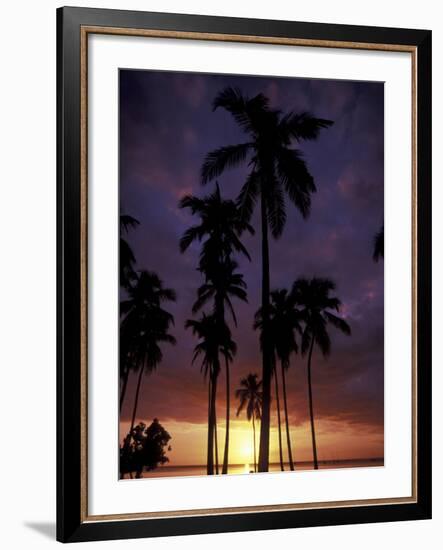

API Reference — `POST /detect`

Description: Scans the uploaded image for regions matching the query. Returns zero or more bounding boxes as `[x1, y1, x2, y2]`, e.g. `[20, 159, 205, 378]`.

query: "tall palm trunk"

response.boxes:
[222, 354, 230, 474]
[129, 365, 144, 440]
[214, 409, 219, 475]
[207, 377, 214, 475]
[252, 415, 257, 473]
[281, 362, 295, 470]
[120, 364, 130, 412]
[207, 366, 219, 475]
[307, 335, 318, 469]
[273, 363, 285, 471]
[258, 192, 272, 472]
[121, 361, 143, 476]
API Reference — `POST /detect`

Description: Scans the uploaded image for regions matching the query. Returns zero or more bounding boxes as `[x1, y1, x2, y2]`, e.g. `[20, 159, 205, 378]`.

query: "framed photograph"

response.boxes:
[57, 6, 432, 543]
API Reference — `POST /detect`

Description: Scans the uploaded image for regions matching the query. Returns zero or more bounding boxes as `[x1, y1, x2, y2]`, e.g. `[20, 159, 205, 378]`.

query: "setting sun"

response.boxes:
[239, 440, 253, 463]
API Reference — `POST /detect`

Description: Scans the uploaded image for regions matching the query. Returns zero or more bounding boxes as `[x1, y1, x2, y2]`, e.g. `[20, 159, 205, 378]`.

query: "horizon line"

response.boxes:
[154, 457, 384, 468]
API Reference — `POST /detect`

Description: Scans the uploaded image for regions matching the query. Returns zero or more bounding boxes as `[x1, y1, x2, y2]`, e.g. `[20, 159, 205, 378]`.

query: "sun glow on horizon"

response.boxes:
[238, 439, 254, 464]
[120, 417, 383, 467]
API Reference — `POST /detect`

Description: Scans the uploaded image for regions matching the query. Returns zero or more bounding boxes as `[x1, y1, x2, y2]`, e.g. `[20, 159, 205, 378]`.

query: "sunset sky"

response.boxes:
[119, 69, 384, 467]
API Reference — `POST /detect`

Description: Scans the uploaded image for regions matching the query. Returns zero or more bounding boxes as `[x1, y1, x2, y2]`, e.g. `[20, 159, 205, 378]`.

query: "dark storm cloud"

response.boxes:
[119, 69, 384, 436]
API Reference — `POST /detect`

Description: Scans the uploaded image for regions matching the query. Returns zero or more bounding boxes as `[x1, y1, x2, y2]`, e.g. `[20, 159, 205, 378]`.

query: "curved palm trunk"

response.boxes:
[119, 365, 130, 412]
[214, 409, 219, 475]
[120, 364, 143, 479]
[222, 355, 230, 474]
[281, 362, 295, 470]
[129, 365, 144, 441]
[273, 363, 285, 471]
[252, 415, 257, 473]
[207, 377, 214, 475]
[307, 335, 319, 469]
[207, 367, 219, 475]
[258, 193, 272, 472]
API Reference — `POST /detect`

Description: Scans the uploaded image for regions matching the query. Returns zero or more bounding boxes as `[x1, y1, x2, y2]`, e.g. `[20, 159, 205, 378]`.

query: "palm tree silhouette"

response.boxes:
[179, 183, 254, 266]
[254, 289, 301, 471]
[192, 259, 247, 324]
[120, 214, 140, 290]
[292, 277, 351, 469]
[186, 314, 236, 475]
[202, 87, 333, 471]
[180, 185, 251, 474]
[373, 225, 384, 261]
[269, 289, 302, 470]
[192, 259, 247, 474]
[120, 271, 176, 436]
[119, 213, 141, 410]
[236, 374, 263, 473]
[272, 358, 285, 471]
[120, 328, 137, 412]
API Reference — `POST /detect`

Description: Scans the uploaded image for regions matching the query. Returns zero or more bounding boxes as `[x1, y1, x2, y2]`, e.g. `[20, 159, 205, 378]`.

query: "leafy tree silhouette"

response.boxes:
[120, 418, 172, 479]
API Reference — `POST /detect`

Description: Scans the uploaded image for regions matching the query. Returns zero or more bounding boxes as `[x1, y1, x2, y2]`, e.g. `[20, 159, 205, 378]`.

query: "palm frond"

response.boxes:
[212, 87, 270, 134]
[120, 214, 140, 232]
[279, 112, 334, 142]
[324, 311, 351, 335]
[201, 143, 252, 184]
[373, 226, 384, 262]
[236, 170, 260, 225]
[266, 179, 286, 238]
[179, 226, 204, 253]
[178, 195, 205, 214]
[276, 148, 315, 218]
[315, 326, 331, 357]
[236, 394, 248, 416]
[192, 286, 214, 314]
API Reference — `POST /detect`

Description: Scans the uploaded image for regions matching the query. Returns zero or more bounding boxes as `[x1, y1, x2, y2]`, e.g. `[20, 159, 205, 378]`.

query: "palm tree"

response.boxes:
[272, 358, 285, 471]
[192, 259, 247, 324]
[120, 329, 137, 412]
[269, 289, 301, 470]
[292, 277, 351, 469]
[180, 185, 252, 475]
[179, 183, 254, 267]
[202, 87, 333, 471]
[120, 271, 176, 430]
[236, 374, 263, 473]
[219, 319, 238, 475]
[119, 213, 140, 408]
[192, 259, 247, 474]
[186, 314, 236, 475]
[373, 225, 384, 261]
[120, 214, 140, 290]
[254, 289, 301, 471]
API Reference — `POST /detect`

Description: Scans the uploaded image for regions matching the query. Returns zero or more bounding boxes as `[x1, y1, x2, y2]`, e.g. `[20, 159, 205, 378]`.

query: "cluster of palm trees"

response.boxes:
[180, 184, 253, 474]
[118, 86, 368, 476]
[181, 86, 351, 473]
[119, 215, 177, 456]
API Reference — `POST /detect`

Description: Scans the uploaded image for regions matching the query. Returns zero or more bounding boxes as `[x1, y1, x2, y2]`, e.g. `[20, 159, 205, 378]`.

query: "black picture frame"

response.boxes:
[57, 6, 432, 543]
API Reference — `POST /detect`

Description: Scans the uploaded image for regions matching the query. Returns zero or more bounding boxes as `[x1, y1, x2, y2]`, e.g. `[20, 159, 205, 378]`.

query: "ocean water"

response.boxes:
[139, 458, 384, 478]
